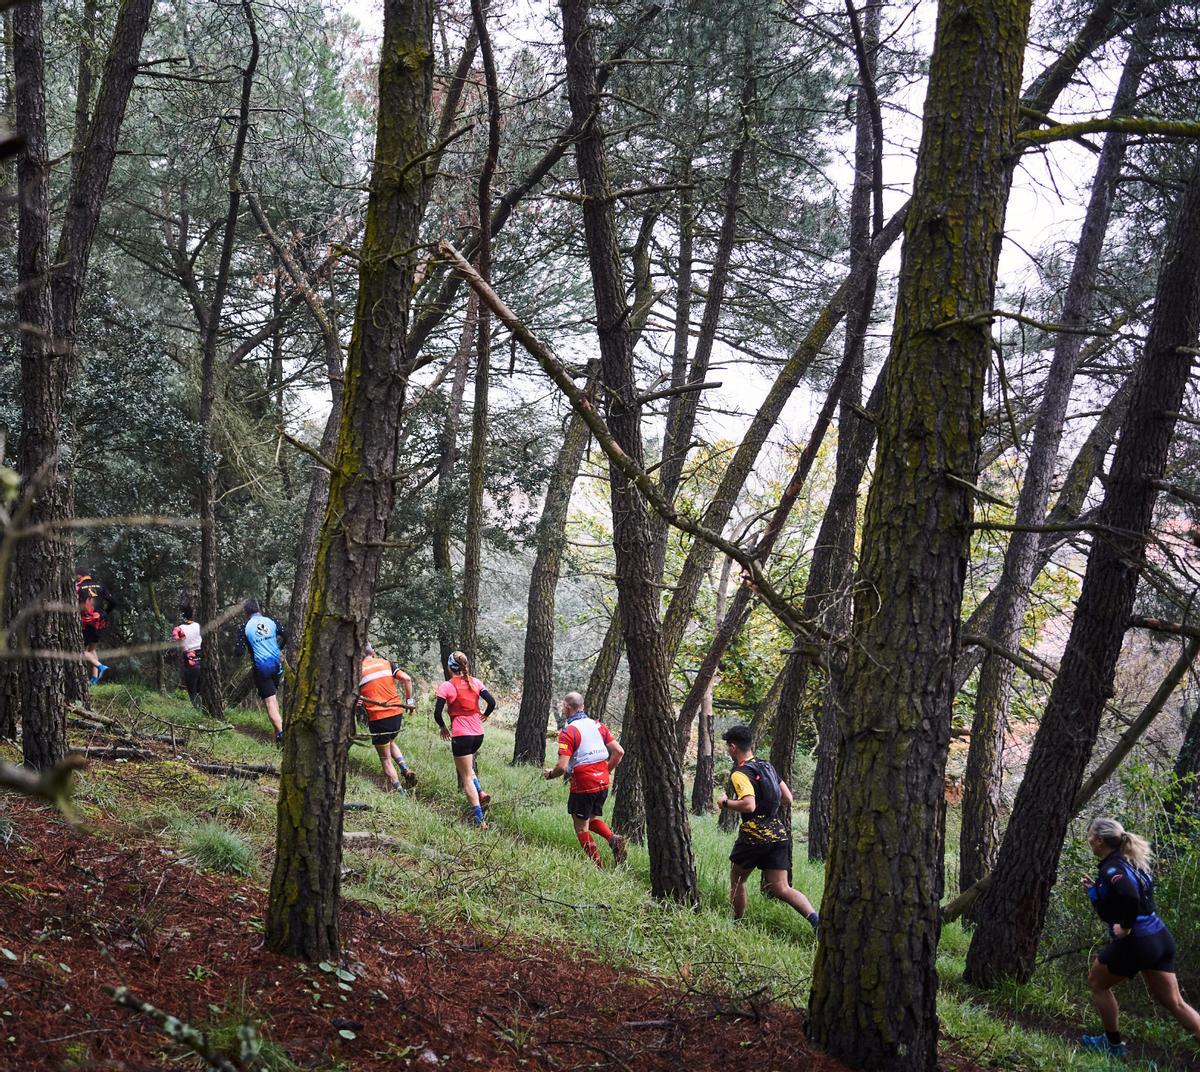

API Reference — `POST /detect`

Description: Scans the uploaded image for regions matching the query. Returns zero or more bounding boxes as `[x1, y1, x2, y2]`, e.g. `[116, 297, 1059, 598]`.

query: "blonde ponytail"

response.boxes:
[1089, 816, 1153, 872]
[450, 650, 470, 676]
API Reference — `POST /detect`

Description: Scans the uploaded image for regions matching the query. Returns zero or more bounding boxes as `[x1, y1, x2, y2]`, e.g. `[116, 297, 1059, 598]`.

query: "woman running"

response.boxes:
[433, 651, 495, 826]
[1080, 816, 1200, 1058]
[171, 605, 203, 708]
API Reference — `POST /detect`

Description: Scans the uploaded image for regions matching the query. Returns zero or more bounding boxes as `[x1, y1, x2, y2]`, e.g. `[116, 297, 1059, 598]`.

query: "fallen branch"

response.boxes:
[0, 755, 86, 809]
[70, 745, 158, 761]
[104, 985, 239, 1072]
[193, 762, 279, 779]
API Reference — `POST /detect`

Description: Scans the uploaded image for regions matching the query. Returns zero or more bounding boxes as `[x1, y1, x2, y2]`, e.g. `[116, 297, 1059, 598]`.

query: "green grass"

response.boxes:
[77, 686, 1199, 1071]
[180, 821, 258, 877]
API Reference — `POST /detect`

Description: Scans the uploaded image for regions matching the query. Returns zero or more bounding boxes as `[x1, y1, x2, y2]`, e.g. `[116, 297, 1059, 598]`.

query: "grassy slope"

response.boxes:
[58, 684, 1194, 1071]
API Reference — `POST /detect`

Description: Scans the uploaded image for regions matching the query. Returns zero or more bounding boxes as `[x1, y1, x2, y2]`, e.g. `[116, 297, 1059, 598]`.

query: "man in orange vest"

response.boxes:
[358, 643, 417, 792]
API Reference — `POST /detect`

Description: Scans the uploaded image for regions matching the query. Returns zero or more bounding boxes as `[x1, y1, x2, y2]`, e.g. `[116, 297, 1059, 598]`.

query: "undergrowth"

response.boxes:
[69, 686, 1199, 1071]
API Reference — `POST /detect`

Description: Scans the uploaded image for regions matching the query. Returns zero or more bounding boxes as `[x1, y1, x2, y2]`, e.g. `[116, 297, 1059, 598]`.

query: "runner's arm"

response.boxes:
[433, 696, 448, 731]
[479, 688, 496, 717]
[779, 780, 794, 807]
[606, 738, 624, 772]
[544, 755, 569, 779]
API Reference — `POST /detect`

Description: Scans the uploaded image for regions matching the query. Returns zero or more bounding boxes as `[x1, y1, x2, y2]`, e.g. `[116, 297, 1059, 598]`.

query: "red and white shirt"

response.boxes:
[558, 713, 614, 794]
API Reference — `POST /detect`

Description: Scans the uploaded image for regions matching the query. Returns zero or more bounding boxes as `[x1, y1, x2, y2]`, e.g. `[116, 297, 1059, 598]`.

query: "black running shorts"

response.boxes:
[181, 663, 201, 696]
[367, 714, 402, 746]
[1099, 928, 1177, 978]
[567, 789, 608, 819]
[451, 733, 484, 757]
[730, 838, 791, 873]
[82, 624, 103, 645]
[252, 665, 283, 699]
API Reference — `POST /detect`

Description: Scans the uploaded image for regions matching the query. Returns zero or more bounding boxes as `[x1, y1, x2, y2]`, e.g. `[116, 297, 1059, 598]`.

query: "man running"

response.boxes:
[717, 724, 819, 932]
[358, 642, 418, 792]
[75, 569, 115, 684]
[171, 605, 203, 708]
[544, 691, 627, 868]
[240, 599, 285, 743]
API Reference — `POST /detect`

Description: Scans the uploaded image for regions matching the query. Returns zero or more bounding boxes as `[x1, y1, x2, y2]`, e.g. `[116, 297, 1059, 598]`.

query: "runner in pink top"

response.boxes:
[433, 650, 497, 825]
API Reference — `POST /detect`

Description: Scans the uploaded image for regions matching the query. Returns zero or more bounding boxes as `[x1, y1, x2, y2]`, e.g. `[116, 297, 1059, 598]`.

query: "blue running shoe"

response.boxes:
[95, 664, 109, 682]
[1081, 1034, 1127, 1060]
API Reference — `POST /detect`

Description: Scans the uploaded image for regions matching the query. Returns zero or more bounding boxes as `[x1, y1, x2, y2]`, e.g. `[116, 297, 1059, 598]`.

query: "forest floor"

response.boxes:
[1, 684, 1196, 1072]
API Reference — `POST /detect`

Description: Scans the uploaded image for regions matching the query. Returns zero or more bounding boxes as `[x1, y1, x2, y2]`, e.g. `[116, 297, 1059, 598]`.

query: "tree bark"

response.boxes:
[800, 0, 880, 862]
[963, 148, 1200, 988]
[559, 0, 697, 903]
[432, 292, 474, 670]
[458, 0, 501, 665]
[198, 1, 259, 721]
[513, 365, 598, 764]
[12, 0, 152, 769]
[12, 0, 67, 770]
[265, 0, 432, 961]
[807, 0, 1032, 1066]
[691, 553, 733, 815]
[959, 24, 1152, 898]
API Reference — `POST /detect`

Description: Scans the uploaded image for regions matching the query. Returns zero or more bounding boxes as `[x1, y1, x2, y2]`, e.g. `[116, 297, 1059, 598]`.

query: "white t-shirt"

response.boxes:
[172, 620, 202, 652]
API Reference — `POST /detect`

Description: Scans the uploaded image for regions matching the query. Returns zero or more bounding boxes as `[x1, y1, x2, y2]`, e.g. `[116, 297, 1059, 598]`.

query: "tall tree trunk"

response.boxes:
[266, 0, 432, 961]
[963, 148, 1200, 988]
[12, 0, 67, 770]
[584, 602, 622, 715]
[198, 2, 259, 721]
[432, 293, 474, 670]
[799, 0, 880, 862]
[691, 553, 732, 815]
[605, 75, 750, 833]
[459, 0, 501, 665]
[807, 0, 1032, 1066]
[959, 25, 1152, 898]
[513, 365, 598, 764]
[559, 0, 697, 903]
[12, 0, 152, 769]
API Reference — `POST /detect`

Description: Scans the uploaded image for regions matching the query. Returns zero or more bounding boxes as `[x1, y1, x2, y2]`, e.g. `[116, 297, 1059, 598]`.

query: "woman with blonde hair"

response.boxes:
[1080, 816, 1200, 1058]
[433, 651, 496, 826]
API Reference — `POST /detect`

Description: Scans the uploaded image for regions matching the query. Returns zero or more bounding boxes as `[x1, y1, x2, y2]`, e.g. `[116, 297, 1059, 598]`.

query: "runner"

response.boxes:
[75, 569, 115, 684]
[716, 724, 819, 932]
[240, 599, 285, 743]
[543, 691, 626, 868]
[358, 642, 418, 792]
[171, 605, 203, 708]
[1080, 816, 1200, 1058]
[433, 651, 495, 826]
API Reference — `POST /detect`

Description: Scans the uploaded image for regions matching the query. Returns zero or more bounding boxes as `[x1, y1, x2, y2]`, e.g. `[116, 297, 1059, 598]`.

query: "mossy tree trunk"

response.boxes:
[959, 22, 1152, 899]
[265, 0, 433, 961]
[964, 148, 1200, 988]
[806, 0, 1032, 1067]
[559, 0, 697, 903]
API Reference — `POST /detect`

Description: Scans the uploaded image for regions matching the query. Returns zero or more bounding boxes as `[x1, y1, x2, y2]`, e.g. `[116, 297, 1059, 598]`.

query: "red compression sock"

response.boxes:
[577, 831, 603, 868]
[590, 819, 614, 842]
